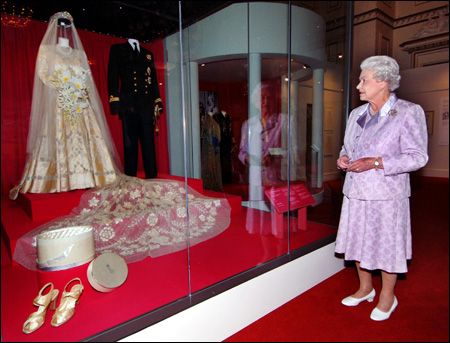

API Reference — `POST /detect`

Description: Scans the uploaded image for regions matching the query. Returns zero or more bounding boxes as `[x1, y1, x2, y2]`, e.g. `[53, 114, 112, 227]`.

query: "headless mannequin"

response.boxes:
[108, 36, 162, 178]
[128, 38, 140, 52]
[221, 110, 227, 117]
[201, 109, 223, 191]
[58, 37, 70, 48]
[57, 18, 71, 51]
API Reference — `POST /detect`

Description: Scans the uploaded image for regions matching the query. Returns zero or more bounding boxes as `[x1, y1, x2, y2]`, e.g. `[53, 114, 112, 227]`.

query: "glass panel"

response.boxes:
[1, 1, 352, 340]
[241, 2, 291, 264]
[0, 2, 189, 341]
[292, 1, 348, 230]
[179, 1, 292, 298]
[180, 1, 256, 295]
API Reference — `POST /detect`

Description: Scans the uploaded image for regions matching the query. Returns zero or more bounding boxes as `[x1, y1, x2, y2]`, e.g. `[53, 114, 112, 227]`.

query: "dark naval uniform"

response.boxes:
[213, 111, 234, 184]
[107, 42, 163, 178]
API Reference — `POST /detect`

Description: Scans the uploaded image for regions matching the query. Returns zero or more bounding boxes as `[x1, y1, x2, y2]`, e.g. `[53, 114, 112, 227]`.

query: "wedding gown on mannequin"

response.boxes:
[9, 13, 119, 200]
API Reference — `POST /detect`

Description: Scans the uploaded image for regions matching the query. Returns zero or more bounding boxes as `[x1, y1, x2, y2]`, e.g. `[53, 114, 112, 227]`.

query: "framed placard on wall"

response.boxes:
[438, 97, 449, 146]
[425, 110, 434, 135]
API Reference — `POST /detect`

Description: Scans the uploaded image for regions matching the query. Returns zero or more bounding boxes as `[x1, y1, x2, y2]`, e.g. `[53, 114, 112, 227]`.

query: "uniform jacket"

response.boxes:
[340, 94, 428, 200]
[107, 42, 162, 121]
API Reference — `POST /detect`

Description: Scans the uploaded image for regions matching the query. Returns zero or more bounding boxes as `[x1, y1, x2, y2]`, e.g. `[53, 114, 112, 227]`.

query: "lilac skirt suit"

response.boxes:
[335, 94, 428, 273]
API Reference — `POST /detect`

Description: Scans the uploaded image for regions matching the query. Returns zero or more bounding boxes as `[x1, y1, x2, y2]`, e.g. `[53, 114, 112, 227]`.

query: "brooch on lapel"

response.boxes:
[146, 54, 152, 61]
[388, 109, 398, 117]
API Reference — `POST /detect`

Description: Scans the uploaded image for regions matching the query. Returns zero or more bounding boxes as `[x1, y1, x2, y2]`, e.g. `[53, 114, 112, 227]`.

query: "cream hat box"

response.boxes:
[36, 226, 95, 271]
[87, 252, 128, 292]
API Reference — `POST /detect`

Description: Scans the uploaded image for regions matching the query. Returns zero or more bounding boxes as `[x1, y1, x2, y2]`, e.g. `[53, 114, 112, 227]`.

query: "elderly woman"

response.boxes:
[335, 55, 428, 321]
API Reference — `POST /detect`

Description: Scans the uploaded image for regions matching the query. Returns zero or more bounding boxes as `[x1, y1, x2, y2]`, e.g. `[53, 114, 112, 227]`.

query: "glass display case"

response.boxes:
[0, 1, 350, 341]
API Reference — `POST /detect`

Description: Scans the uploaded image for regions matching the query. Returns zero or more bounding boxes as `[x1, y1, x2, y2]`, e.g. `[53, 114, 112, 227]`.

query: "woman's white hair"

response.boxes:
[360, 55, 401, 91]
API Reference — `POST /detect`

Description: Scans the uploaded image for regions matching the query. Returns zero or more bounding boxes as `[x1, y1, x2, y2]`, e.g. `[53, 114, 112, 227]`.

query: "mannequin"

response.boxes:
[201, 109, 223, 191]
[108, 37, 163, 178]
[128, 38, 140, 52]
[57, 37, 70, 48]
[9, 11, 119, 200]
[214, 109, 234, 184]
[57, 17, 71, 50]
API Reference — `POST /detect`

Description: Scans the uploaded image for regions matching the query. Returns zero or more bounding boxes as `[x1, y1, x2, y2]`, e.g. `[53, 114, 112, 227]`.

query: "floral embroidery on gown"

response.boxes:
[13, 175, 231, 270]
[9, 44, 118, 200]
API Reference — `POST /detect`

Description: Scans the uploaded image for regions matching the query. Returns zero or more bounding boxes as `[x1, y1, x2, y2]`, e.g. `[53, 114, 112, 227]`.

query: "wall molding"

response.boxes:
[394, 5, 448, 29]
[400, 33, 449, 53]
[354, 8, 395, 27]
[351, 5, 448, 29]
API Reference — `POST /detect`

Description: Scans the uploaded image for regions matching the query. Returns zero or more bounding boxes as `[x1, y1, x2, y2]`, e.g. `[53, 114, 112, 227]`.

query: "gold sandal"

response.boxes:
[51, 277, 84, 327]
[23, 282, 59, 334]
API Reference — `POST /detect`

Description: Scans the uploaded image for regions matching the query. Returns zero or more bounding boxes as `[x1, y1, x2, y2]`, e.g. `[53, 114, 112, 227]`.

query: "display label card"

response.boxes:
[264, 183, 315, 213]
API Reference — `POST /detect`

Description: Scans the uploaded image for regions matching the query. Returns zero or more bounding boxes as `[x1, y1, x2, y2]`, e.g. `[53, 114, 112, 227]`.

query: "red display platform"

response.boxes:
[16, 173, 205, 222]
[17, 189, 87, 222]
[1, 174, 241, 261]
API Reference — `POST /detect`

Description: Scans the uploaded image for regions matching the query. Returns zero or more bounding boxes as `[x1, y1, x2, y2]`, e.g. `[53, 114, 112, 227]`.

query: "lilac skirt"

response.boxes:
[335, 196, 411, 273]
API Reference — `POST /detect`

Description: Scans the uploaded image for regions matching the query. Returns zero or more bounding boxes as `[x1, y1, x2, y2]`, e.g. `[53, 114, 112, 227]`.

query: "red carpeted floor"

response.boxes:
[1, 177, 337, 342]
[225, 176, 449, 342]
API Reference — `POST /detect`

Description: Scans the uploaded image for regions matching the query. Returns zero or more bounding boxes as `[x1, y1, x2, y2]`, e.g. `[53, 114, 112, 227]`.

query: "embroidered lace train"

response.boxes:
[13, 175, 231, 270]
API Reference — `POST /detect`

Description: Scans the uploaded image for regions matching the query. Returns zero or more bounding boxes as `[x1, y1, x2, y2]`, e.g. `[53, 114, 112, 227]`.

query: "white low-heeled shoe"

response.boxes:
[370, 296, 398, 321]
[341, 288, 376, 306]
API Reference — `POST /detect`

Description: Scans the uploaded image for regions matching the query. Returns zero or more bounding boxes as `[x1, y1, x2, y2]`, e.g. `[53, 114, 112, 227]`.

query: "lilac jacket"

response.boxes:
[238, 113, 282, 164]
[340, 94, 428, 200]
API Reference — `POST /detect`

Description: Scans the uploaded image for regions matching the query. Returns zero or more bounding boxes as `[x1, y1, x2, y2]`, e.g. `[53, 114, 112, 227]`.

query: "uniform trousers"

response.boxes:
[121, 113, 157, 178]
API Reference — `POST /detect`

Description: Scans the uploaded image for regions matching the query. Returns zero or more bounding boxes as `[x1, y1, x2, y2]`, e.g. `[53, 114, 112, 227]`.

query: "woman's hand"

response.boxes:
[347, 157, 378, 173]
[337, 155, 350, 171]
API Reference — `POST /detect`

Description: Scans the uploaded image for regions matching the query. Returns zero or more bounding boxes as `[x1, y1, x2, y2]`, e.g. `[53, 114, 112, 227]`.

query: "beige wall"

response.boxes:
[351, 1, 448, 95]
[393, 2, 448, 70]
[398, 64, 449, 177]
[298, 1, 448, 179]
[350, 0, 449, 178]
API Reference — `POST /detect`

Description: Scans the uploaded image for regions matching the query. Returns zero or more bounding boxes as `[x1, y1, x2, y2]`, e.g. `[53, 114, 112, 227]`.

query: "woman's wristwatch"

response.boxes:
[374, 157, 381, 169]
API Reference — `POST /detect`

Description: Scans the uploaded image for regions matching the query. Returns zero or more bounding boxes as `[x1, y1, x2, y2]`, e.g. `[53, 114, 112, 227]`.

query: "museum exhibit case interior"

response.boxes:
[1, 1, 350, 341]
